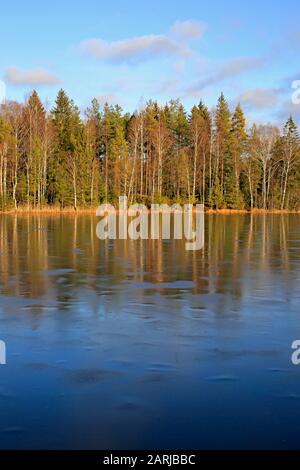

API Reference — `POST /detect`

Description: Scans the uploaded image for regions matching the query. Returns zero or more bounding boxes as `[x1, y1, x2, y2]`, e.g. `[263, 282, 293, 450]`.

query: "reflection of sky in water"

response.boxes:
[0, 214, 300, 449]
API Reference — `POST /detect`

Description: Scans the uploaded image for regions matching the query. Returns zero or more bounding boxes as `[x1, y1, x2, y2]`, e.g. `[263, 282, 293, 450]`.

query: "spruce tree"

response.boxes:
[215, 93, 231, 204]
[227, 104, 247, 209]
[51, 89, 83, 208]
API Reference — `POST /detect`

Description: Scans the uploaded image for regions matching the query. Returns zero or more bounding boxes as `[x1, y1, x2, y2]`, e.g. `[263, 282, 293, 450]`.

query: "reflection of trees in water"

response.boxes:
[0, 214, 299, 309]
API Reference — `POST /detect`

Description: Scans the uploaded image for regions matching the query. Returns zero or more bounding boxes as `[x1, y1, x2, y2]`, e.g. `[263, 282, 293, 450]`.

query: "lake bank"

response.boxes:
[0, 206, 299, 215]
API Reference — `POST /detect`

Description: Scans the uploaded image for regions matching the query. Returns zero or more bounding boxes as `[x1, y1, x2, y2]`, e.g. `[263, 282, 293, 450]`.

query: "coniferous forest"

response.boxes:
[0, 89, 299, 211]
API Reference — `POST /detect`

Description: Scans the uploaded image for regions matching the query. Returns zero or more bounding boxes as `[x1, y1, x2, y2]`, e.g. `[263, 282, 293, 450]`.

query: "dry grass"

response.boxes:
[0, 205, 299, 216]
[0, 206, 97, 215]
[206, 208, 300, 215]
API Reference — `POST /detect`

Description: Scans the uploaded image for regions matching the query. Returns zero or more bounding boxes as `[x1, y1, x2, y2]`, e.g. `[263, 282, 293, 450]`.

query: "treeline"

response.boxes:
[0, 89, 299, 211]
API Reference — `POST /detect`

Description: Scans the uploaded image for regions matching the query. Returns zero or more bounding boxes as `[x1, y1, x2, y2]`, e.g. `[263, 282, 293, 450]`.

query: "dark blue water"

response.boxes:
[0, 214, 300, 449]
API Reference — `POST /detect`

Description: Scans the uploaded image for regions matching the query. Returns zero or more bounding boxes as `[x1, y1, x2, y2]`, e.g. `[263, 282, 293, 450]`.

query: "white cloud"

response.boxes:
[79, 20, 208, 68]
[184, 56, 265, 96]
[4, 67, 60, 86]
[170, 20, 206, 39]
[221, 57, 264, 76]
[238, 88, 280, 110]
[79, 35, 191, 65]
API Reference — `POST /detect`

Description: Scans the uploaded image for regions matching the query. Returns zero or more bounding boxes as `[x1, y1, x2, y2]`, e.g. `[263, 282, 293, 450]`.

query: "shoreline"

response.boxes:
[0, 207, 299, 215]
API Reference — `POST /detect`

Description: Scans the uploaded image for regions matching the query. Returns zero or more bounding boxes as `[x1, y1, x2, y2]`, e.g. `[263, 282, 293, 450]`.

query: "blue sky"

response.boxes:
[1, 0, 300, 125]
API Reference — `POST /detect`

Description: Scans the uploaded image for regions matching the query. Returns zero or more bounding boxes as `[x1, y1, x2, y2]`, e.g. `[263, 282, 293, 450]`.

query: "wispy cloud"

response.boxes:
[78, 20, 205, 66]
[79, 34, 191, 65]
[170, 20, 206, 40]
[184, 56, 265, 96]
[4, 67, 60, 86]
[237, 88, 280, 110]
[281, 70, 300, 90]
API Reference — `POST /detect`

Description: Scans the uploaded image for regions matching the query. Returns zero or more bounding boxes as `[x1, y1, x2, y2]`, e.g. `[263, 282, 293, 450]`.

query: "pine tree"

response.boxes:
[189, 101, 211, 203]
[51, 89, 83, 208]
[280, 116, 300, 209]
[110, 120, 128, 199]
[210, 175, 225, 209]
[23, 90, 46, 208]
[242, 125, 261, 209]
[215, 93, 231, 201]
[0, 116, 13, 208]
[85, 98, 102, 204]
[100, 103, 115, 201]
[226, 104, 247, 208]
